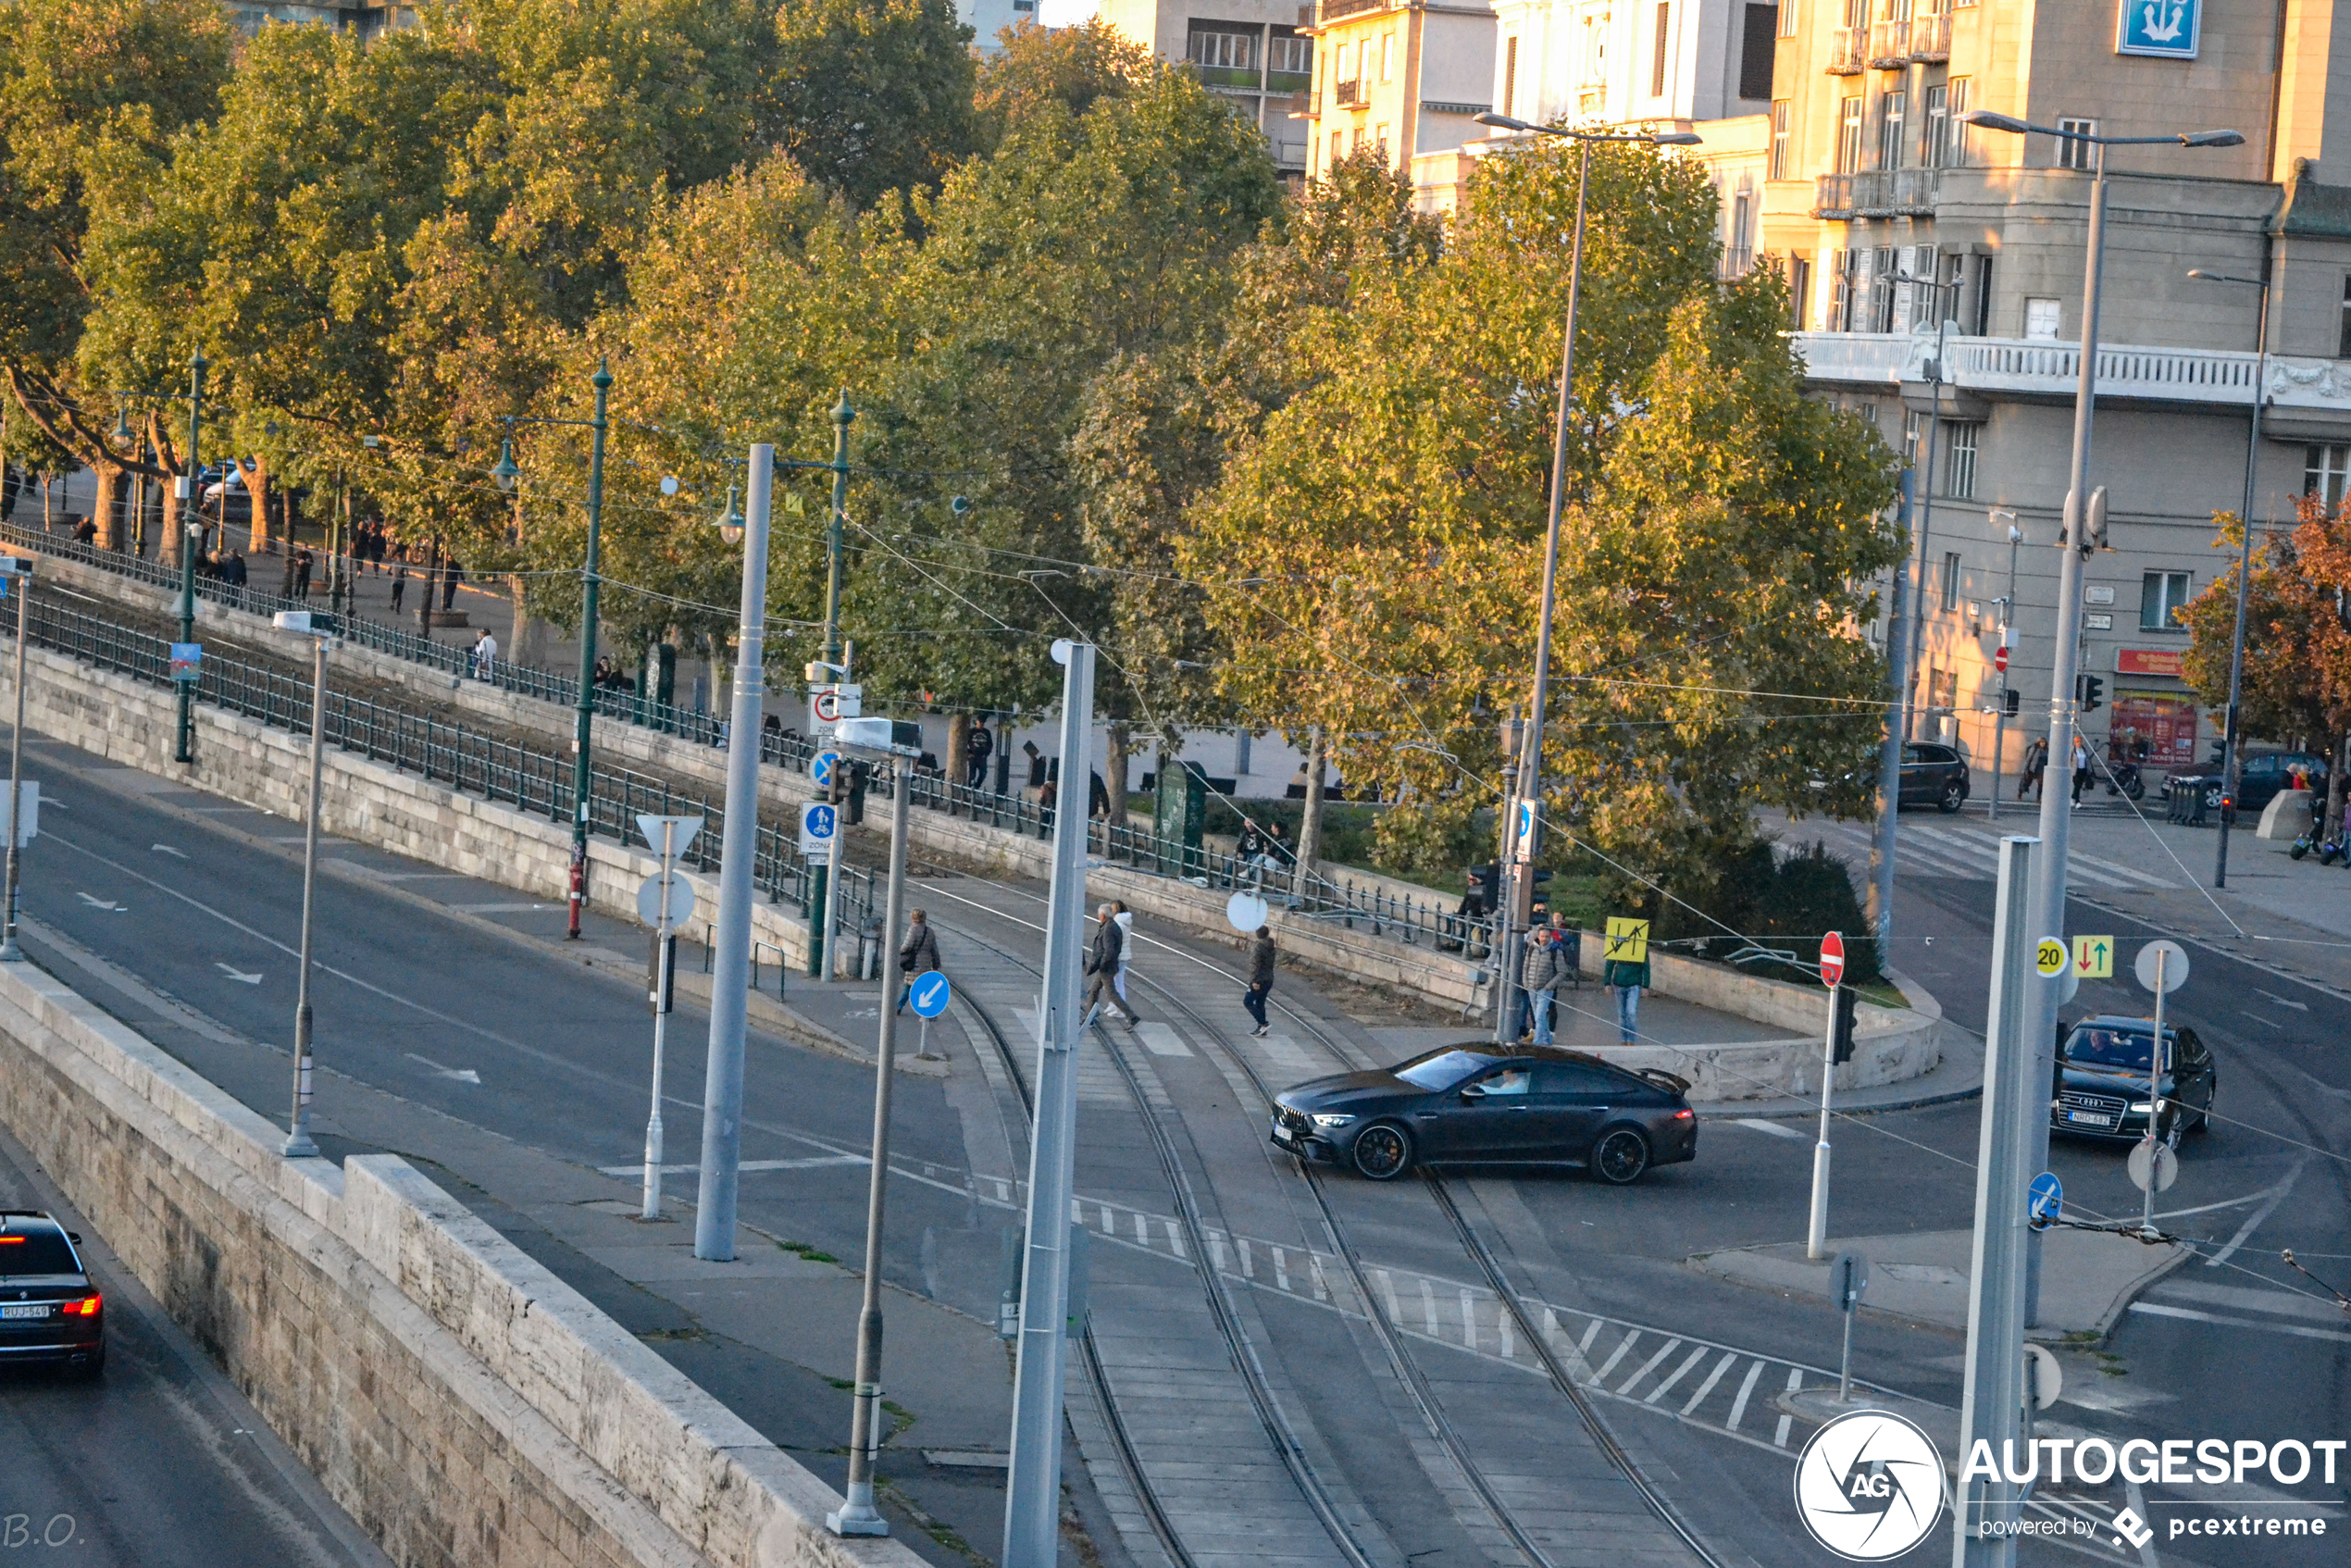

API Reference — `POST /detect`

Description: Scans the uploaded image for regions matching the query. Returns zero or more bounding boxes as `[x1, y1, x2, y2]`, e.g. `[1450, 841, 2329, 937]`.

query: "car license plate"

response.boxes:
[0, 1303, 48, 1319]
[2066, 1111, 2115, 1127]
[1272, 1124, 1294, 1144]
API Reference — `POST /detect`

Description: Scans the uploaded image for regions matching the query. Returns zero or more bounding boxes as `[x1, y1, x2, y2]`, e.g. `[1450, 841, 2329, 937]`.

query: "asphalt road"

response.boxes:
[0, 1117, 388, 1568]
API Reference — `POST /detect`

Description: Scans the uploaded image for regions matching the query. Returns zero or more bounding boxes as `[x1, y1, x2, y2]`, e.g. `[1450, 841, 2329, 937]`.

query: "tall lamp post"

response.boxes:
[1955, 107, 2242, 1468]
[2187, 268, 2271, 889]
[271, 609, 333, 1159]
[175, 351, 208, 764]
[1470, 111, 1700, 1042]
[491, 361, 611, 940]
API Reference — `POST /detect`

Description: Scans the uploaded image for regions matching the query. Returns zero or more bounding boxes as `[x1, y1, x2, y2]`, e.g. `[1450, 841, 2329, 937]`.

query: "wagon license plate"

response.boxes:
[0, 1303, 49, 1320]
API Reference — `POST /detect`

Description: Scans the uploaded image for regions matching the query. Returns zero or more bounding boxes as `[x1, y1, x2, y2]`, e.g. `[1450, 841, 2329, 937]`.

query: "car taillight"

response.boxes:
[63, 1295, 99, 1317]
[1673, 1109, 1694, 1120]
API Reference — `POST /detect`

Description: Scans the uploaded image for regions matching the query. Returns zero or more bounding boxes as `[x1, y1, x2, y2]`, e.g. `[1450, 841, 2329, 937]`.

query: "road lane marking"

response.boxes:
[1646, 1344, 1711, 1405]
[1592, 1328, 1639, 1386]
[1273, 1245, 1291, 1293]
[1497, 1304, 1513, 1359]
[2205, 1157, 2306, 1267]
[1133, 1022, 1191, 1058]
[1419, 1276, 1439, 1337]
[214, 963, 262, 984]
[75, 892, 122, 911]
[404, 1053, 480, 1084]
[1734, 1118, 1808, 1139]
[594, 1155, 866, 1177]
[1726, 1359, 1765, 1431]
[1165, 1219, 1185, 1260]
[2127, 1301, 2351, 1343]
[2148, 1277, 2347, 1325]
[1617, 1336, 1681, 1397]
[150, 844, 187, 858]
[2256, 989, 2309, 1012]
[1681, 1351, 1738, 1416]
[1775, 1367, 1802, 1447]
[1375, 1268, 1400, 1324]
[1460, 1288, 1476, 1350]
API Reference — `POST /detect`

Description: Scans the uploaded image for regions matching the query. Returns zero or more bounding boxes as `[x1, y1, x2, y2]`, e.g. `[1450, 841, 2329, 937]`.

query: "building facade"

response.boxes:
[1488, 0, 1779, 131]
[1299, 0, 1497, 193]
[1102, 0, 1315, 175]
[1757, 0, 2351, 784]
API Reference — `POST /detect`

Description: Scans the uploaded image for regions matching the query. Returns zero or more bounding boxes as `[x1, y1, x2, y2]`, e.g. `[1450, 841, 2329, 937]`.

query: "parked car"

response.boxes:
[2162, 750, 2328, 819]
[1898, 742, 1971, 813]
[0, 1212, 103, 1377]
[2049, 1014, 2215, 1146]
[1269, 1042, 1697, 1184]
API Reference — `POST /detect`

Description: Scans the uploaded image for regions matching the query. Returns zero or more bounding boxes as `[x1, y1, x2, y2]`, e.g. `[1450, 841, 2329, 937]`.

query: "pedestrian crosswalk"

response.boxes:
[1805, 821, 2182, 891]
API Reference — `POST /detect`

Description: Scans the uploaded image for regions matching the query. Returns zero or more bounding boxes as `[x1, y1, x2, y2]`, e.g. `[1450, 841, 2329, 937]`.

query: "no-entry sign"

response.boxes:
[1819, 931, 1845, 989]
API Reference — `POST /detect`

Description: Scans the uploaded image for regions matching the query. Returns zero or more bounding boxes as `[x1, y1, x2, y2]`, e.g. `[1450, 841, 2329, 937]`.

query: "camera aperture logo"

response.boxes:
[1794, 1410, 1947, 1561]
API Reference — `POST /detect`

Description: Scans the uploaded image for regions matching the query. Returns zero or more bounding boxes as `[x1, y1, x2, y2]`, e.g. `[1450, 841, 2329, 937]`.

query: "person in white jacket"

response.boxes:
[1112, 901, 1134, 1008]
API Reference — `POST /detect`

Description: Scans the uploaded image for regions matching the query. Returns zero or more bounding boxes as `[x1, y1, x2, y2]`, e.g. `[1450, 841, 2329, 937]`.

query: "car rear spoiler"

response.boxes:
[1634, 1067, 1690, 1095]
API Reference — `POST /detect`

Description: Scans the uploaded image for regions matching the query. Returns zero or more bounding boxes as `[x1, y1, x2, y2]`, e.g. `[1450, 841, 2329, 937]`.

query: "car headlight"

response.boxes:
[2129, 1101, 2160, 1114]
[1312, 1114, 1358, 1129]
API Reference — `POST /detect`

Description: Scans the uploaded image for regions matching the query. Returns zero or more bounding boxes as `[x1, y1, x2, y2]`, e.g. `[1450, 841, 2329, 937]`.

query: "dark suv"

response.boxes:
[1898, 743, 1971, 813]
[0, 1212, 103, 1376]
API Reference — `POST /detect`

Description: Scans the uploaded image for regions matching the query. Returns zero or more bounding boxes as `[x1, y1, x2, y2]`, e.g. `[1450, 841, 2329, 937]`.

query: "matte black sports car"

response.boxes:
[1270, 1042, 1697, 1184]
[0, 1212, 103, 1376]
[2050, 1014, 2215, 1145]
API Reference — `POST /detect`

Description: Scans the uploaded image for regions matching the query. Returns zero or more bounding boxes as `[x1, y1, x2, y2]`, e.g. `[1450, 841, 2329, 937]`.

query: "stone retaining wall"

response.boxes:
[0, 957, 924, 1568]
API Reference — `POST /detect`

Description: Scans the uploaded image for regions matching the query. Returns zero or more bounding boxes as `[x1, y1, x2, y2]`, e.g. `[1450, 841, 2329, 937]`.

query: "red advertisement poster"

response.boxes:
[2109, 691, 2200, 767]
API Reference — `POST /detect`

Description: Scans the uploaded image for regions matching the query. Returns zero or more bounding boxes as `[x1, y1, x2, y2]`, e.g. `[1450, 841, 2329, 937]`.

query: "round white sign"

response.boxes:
[1792, 1408, 1947, 1562]
[2133, 939, 2190, 995]
[1225, 891, 1269, 933]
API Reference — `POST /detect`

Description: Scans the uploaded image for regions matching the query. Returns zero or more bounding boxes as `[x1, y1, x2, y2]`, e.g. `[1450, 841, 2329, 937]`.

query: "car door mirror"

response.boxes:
[1459, 1082, 1486, 1101]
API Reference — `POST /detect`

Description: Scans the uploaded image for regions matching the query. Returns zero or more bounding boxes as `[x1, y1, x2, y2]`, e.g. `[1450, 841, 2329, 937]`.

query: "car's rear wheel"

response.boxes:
[1938, 779, 1965, 814]
[1351, 1123, 1412, 1182]
[1589, 1126, 1650, 1186]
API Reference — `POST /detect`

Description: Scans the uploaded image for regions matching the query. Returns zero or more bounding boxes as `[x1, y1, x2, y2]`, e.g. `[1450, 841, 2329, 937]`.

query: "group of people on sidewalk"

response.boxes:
[1510, 915, 1648, 1047]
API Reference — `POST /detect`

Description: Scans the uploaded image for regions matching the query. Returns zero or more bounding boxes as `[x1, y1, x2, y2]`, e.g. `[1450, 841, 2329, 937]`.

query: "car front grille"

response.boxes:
[1275, 1106, 1312, 1135]
[2059, 1090, 2128, 1116]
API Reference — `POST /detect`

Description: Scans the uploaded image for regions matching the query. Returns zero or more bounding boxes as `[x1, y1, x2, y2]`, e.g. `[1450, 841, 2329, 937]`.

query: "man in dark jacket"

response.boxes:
[1081, 902, 1140, 1027]
[1243, 927, 1275, 1038]
[894, 910, 940, 1014]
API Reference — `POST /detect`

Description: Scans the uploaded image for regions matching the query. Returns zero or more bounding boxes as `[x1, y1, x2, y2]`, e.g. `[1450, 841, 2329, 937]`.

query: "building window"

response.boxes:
[1946, 78, 1970, 166]
[1770, 101, 1790, 180]
[1188, 25, 1256, 69]
[1653, 3, 1672, 98]
[1838, 95, 1863, 172]
[1969, 252, 1994, 334]
[1503, 37, 1518, 118]
[1830, 248, 1852, 330]
[1945, 421, 1980, 498]
[2140, 571, 2192, 632]
[1780, 0, 1796, 34]
[1739, 4, 1776, 100]
[2340, 278, 2351, 359]
[2058, 118, 2096, 171]
[1790, 254, 1811, 329]
[1903, 409, 1927, 470]
[1375, 122, 1390, 156]
[1379, 31, 1393, 82]
[2024, 297, 2061, 340]
[1269, 31, 1311, 74]
[1942, 552, 1963, 613]
[2307, 443, 2351, 510]
[1877, 90, 1907, 170]
[1331, 131, 1343, 166]
[1922, 83, 1948, 168]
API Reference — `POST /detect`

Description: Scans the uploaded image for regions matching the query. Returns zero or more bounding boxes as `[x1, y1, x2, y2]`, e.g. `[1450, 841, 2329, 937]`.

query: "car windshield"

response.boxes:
[0, 1232, 78, 1276]
[2067, 1027, 2170, 1072]
[1393, 1049, 1493, 1092]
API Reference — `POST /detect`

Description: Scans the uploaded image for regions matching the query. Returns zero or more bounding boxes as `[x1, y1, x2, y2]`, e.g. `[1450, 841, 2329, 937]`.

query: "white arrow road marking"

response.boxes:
[214, 964, 263, 985]
[76, 892, 123, 911]
[2256, 989, 2310, 1013]
[151, 844, 189, 859]
[404, 1052, 480, 1085]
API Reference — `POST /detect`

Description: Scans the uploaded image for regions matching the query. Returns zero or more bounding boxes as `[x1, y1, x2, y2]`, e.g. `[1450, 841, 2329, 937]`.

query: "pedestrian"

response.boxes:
[1088, 768, 1110, 819]
[1036, 776, 1057, 840]
[1081, 902, 1141, 1027]
[966, 718, 993, 790]
[1243, 923, 1275, 1037]
[1521, 922, 1563, 1047]
[1238, 819, 1266, 882]
[2069, 733, 2093, 808]
[1604, 940, 1649, 1046]
[390, 563, 407, 614]
[1112, 901, 1135, 1011]
[894, 909, 939, 1014]
[442, 557, 462, 611]
[225, 551, 247, 587]
[470, 628, 497, 679]
[293, 546, 313, 599]
[2019, 736, 2047, 802]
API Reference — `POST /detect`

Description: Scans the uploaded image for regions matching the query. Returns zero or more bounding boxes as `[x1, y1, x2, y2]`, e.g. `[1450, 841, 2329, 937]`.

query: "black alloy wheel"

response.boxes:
[1589, 1126, 1651, 1186]
[1352, 1123, 1412, 1182]
[1938, 779, 1965, 814]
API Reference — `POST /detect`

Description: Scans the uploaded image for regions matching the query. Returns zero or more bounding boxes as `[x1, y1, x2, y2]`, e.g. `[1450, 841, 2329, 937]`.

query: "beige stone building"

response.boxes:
[1102, 0, 1317, 175]
[1751, 0, 2351, 786]
[1298, 0, 1499, 193]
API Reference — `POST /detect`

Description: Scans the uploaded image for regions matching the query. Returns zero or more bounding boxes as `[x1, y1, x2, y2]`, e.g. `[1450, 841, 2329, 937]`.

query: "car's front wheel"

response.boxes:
[1589, 1126, 1651, 1186]
[1938, 779, 1966, 814]
[1351, 1123, 1413, 1182]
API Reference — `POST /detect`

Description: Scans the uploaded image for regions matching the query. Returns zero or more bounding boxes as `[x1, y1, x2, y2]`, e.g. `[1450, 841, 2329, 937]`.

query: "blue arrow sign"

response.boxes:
[811, 750, 842, 790]
[909, 971, 952, 1018]
[2029, 1171, 2063, 1230]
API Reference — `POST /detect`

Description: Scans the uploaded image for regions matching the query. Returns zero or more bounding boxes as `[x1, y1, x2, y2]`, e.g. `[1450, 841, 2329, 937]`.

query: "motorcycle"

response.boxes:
[2104, 761, 2146, 802]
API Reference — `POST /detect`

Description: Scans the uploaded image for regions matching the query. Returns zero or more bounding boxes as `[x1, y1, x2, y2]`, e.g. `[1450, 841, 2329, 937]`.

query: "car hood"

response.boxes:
[2059, 1063, 2176, 1098]
[1276, 1068, 1411, 1113]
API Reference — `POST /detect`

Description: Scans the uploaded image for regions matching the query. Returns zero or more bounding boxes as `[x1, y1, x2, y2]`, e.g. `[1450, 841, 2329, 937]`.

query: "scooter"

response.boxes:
[2294, 825, 2348, 865]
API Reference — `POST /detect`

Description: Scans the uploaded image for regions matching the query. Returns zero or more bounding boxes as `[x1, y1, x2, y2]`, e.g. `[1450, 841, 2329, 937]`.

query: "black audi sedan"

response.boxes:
[1270, 1042, 1697, 1184]
[2050, 1015, 2215, 1145]
[0, 1212, 103, 1377]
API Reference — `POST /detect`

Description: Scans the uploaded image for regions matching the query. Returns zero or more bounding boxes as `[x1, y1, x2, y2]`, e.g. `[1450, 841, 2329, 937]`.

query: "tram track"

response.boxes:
[916, 871, 1729, 1568]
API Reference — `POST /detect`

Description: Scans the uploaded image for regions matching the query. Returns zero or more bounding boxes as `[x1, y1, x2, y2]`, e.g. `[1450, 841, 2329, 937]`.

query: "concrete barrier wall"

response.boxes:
[0, 957, 926, 1568]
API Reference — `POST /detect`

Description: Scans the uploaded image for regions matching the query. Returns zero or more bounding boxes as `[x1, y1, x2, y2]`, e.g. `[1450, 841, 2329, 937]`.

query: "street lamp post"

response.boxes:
[1987, 512, 2021, 823]
[272, 610, 333, 1159]
[491, 363, 612, 940]
[0, 556, 30, 963]
[1958, 105, 2243, 1399]
[175, 351, 207, 765]
[1471, 111, 1700, 1042]
[2187, 268, 2271, 889]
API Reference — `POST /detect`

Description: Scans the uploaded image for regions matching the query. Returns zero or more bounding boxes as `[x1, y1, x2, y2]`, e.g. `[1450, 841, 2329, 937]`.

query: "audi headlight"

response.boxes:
[1312, 1113, 1358, 1129]
[2129, 1101, 2160, 1114]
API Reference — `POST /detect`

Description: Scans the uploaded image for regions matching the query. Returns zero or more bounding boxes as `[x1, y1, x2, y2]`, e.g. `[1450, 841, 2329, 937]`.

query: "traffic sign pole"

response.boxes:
[643, 817, 678, 1221]
[1806, 933, 1847, 1262]
[2143, 945, 2171, 1234]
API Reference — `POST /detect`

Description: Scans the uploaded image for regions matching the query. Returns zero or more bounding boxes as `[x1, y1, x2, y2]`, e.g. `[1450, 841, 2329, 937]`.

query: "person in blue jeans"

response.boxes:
[1603, 947, 1649, 1045]
[1520, 924, 1563, 1046]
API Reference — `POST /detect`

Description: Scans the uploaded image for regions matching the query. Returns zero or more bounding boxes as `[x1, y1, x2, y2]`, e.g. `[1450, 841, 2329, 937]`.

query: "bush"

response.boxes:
[1654, 839, 1883, 989]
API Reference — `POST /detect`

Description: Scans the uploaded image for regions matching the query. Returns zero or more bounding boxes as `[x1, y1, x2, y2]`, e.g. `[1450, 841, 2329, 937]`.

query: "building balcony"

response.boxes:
[1320, 0, 1384, 19]
[1868, 19, 1910, 67]
[1333, 77, 1366, 108]
[1793, 332, 2351, 433]
[1909, 10, 1951, 59]
[1811, 168, 1940, 218]
[1827, 27, 1865, 73]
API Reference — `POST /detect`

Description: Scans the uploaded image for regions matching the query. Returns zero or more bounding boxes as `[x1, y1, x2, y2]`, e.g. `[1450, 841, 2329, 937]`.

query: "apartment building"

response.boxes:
[1299, 0, 1497, 195]
[1488, 0, 1779, 129]
[1102, 0, 1315, 175]
[1757, 0, 2351, 782]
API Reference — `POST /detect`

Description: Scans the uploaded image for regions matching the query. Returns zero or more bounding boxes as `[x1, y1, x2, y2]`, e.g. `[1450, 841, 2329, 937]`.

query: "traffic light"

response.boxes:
[1830, 984, 1860, 1065]
[2077, 674, 2105, 712]
[2002, 688, 2021, 717]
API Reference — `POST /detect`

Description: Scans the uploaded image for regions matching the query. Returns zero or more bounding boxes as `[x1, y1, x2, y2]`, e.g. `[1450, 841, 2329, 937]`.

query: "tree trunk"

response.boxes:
[1293, 725, 1325, 898]
[946, 714, 969, 801]
[1106, 724, 1130, 828]
[91, 461, 124, 550]
[246, 454, 275, 555]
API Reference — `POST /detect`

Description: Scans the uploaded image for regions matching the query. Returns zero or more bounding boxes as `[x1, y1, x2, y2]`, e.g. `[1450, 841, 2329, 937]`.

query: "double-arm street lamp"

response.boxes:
[2184, 267, 2272, 890]
[1470, 111, 1700, 1042]
[491, 361, 611, 940]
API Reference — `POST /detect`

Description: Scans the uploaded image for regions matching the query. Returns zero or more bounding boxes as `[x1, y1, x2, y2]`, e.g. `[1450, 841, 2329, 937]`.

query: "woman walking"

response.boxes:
[1243, 925, 1275, 1038]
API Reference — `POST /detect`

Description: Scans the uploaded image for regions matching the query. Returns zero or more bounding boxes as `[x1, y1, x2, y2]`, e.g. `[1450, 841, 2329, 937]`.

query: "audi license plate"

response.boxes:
[0, 1303, 48, 1320]
[2066, 1111, 2116, 1127]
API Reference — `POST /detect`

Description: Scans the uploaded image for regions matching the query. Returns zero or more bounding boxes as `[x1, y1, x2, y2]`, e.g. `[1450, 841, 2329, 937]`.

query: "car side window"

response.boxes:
[1534, 1061, 1623, 1096]
[1901, 744, 1922, 765]
[1479, 1068, 1531, 1096]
